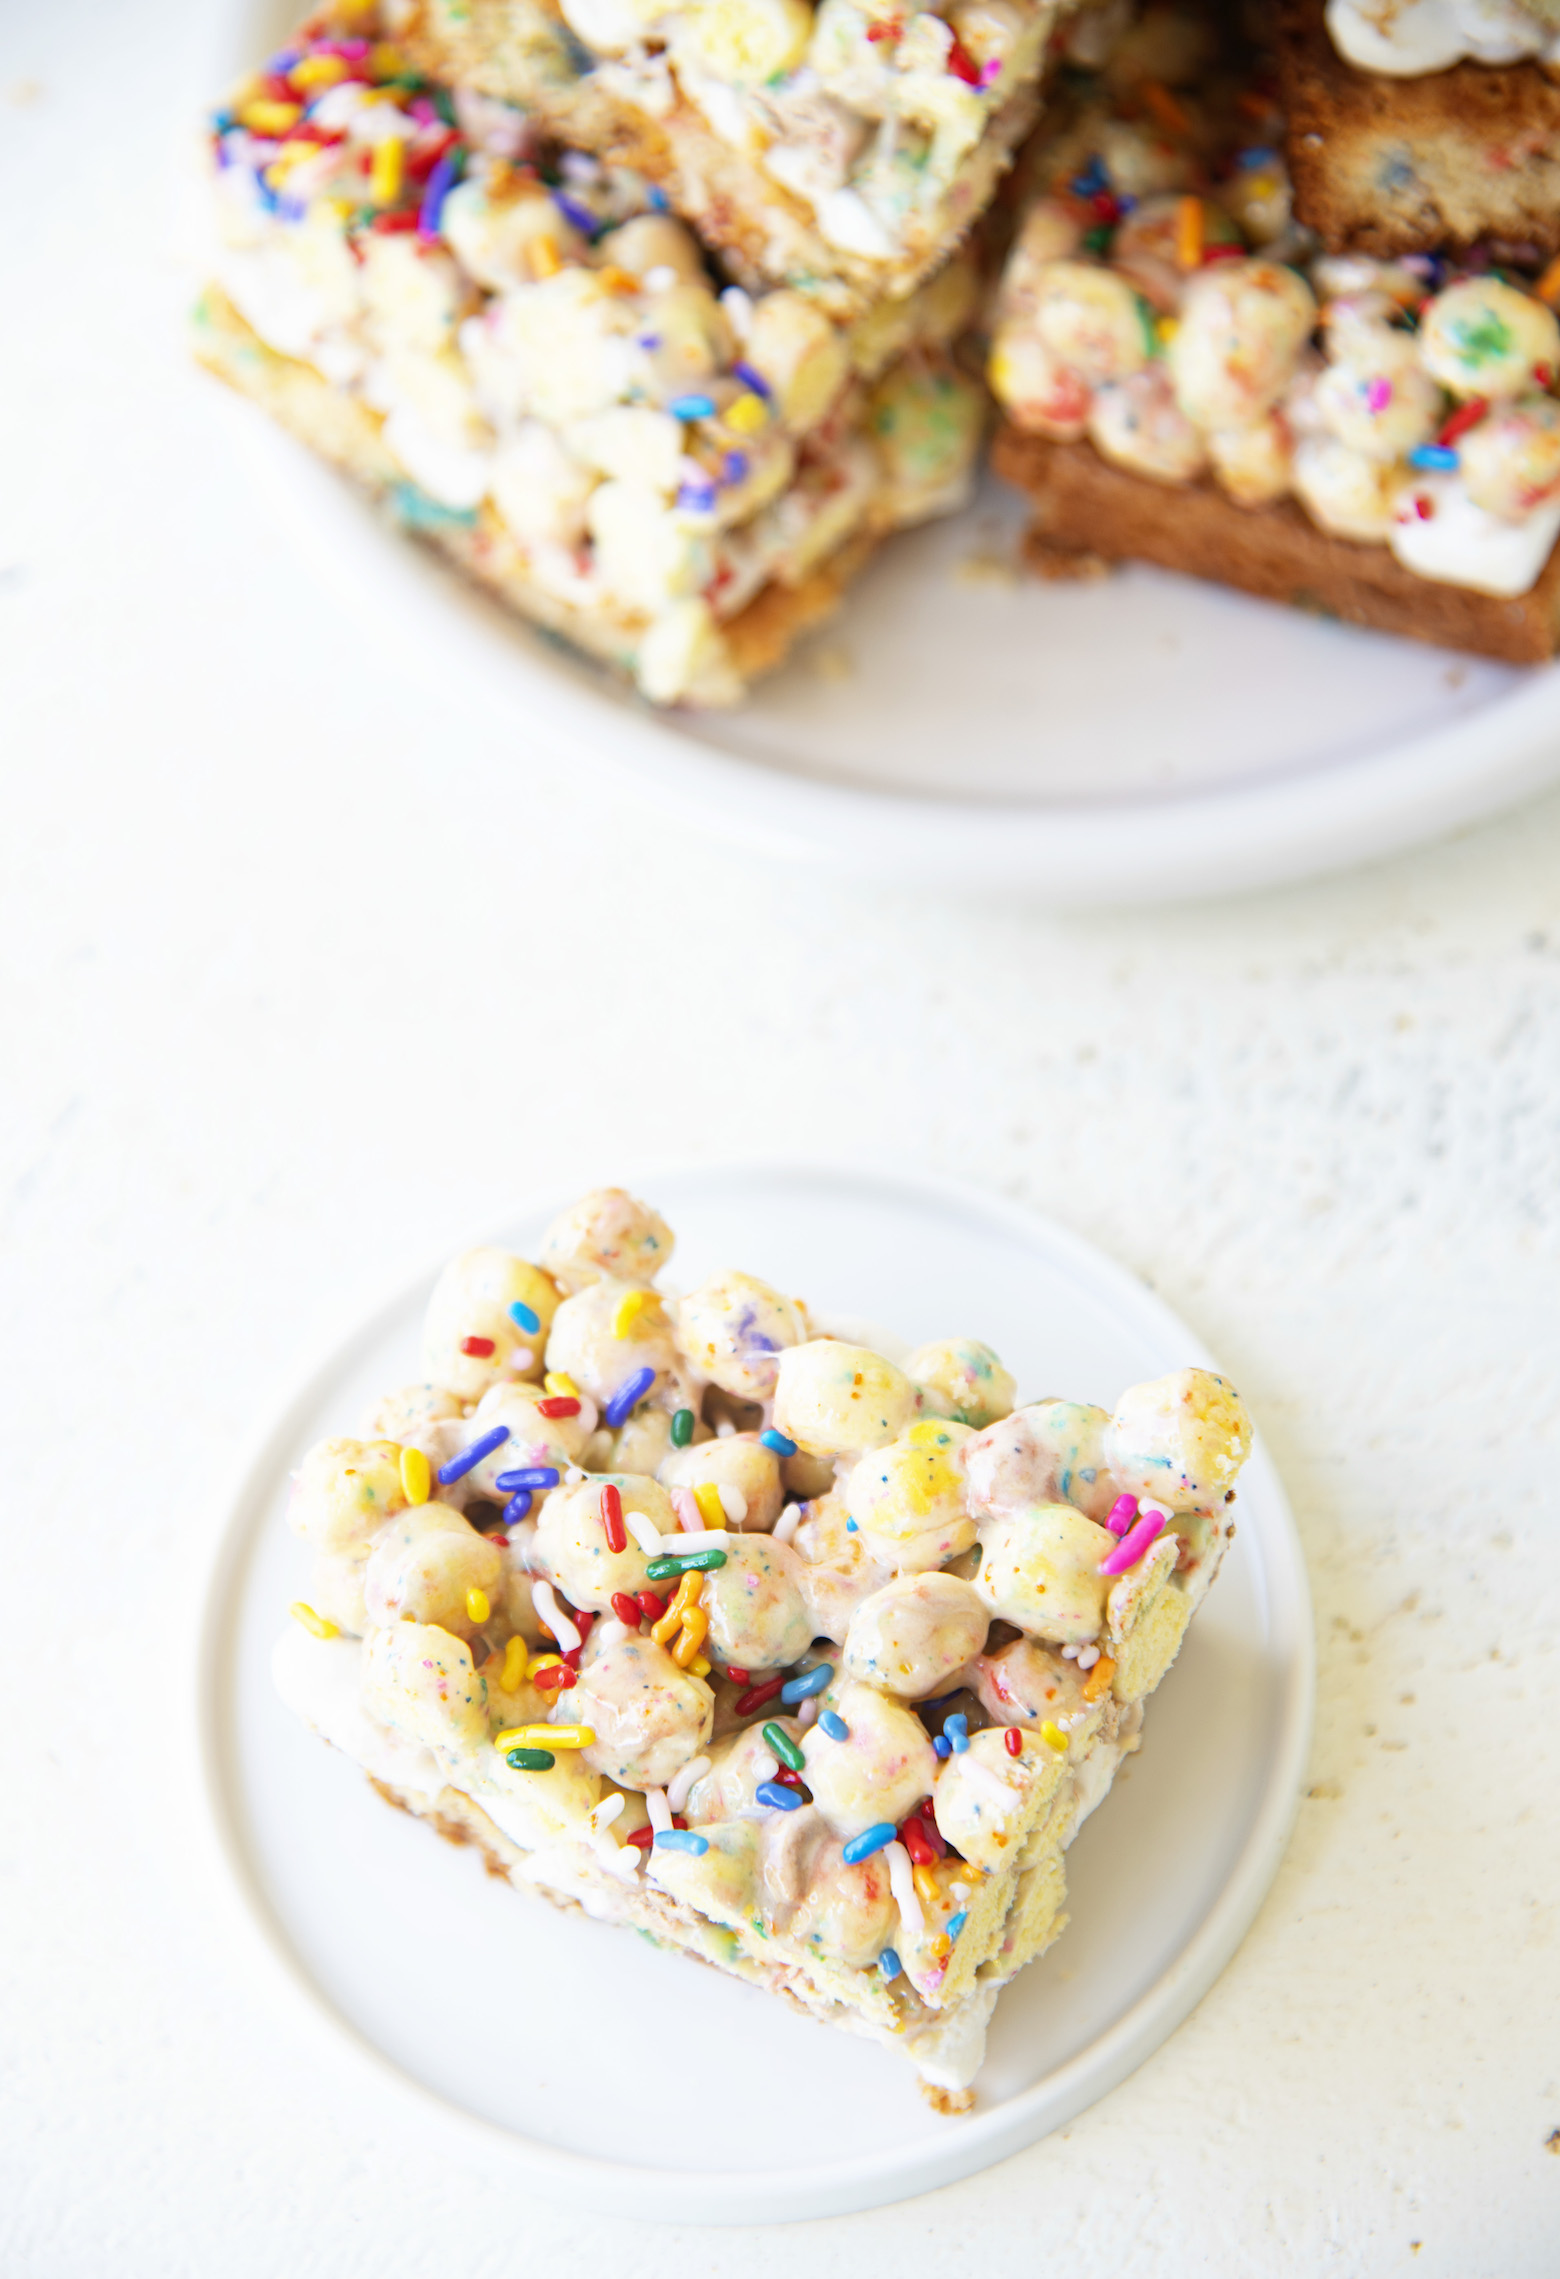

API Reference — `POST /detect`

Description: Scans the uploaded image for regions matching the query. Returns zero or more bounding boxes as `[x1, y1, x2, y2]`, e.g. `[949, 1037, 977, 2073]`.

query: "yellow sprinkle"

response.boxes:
[693, 1481, 727, 1531]
[290, 52, 350, 89]
[527, 1651, 565, 1678]
[613, 1287, 659, 1338]
[1538, 255, 1560, 307]
[1040, 1719, 1069, 1752]
[239, 98, 303, 136]
[501, 1636, 527, 1691]
[690, 1654, 712, 1677]
[723, 391, 768, 435]
[912, 1863, 942, 1909]
[1157, 316, 1179, 344]
[1083, 1654, 1116, 1704]
[932, 1933, 953, 1962]
[516, 1724, 595, 1750]
[467, 1588, 491, 1625]
[290, 1600, 338, 1640]
[367, 41, 408, 78]
[544, 1370, 580, 1399]
[1175, 195, 1203, 272]
[370, 136, 404, 207]
[672, 1607, 709, 1668]
[399, 1445, 430, 1505]
[530, 236, 563, 280]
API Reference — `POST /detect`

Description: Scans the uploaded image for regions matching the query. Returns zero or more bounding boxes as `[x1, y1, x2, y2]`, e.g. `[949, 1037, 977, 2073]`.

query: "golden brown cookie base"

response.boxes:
[993, 422, 1560, 663]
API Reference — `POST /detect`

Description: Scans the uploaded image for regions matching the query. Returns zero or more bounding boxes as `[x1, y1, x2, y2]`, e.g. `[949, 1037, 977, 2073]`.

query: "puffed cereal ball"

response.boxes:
[546, 1275, 687, 1414]
[683, 1716, 807, 1822]
[698, 1534, 813, 1671]
[843, 1571, 989, 1697]
[364, 1504, 505, 1641]
[963, 1400, 1116, 1522]
[530, 1474, 669, 1610]
[440, 179, 583, 294]
[971, 1632, 1095, 1729]
[785, 1836, 900, 1966]
[538, 1187, 675, 1293]
[658, 1433, 784, 1532]
[800, 1678, 939, 1839]
[843, 1420, 977, 1573]
[903, 1338, 1016, 1428]
[363, 1620, 488, 1753]
[289, 1438, 407, 1556]
[1104, 1367, 1252, 1516]
[466, 1380, 595, 1480]
[422, 1247, 562, 1400]
[1459, 396, 1560, 520]
[772, 1340, 920, 1458]
[365, 1384, 463, 1441]
[595, 213, 707, 287]
[675, 0, 813, 83]
[567, 1628, 714, 1789]
[1089, 368, 1206, 483]
[1292, 434, 1397, 541]
[973, 1503, 1117, 1644]
[1031, 261, 1153, 387]
[1207, 412, 1293, 506]
[1418, 278, 1560, 402]
[1313, 327, 1440, 462]
[988, 322, 1092, 437]
[742, 291, 851, 434]
[676, 1267, 808, 1399]
[1168, 260, 1316, 429]
[996, 199, 1087, 322]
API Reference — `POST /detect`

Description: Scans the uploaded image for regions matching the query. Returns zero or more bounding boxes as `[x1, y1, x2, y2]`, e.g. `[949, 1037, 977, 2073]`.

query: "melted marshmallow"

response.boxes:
[1390, 472, 1560, 596]
[1326, 0, 1560, 73]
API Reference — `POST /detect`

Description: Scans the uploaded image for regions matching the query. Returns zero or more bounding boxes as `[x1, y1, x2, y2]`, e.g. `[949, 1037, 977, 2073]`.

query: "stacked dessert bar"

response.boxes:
[989, 0, 1560, 658]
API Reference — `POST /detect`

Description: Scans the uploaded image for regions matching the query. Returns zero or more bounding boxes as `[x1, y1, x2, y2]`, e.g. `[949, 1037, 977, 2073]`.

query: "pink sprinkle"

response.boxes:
[1099, 1512, 1165, 1576]
[1105, 1494, 1139, 1536]
[671, 1487, 701, 1532]
[1365, 377, 1393, 413]
[979, 58, 1003, 85]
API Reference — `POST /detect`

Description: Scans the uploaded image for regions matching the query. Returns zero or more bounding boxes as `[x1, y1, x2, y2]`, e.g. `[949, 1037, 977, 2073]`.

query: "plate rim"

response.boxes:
[215, 391, 1560, 903]
[191, 1157, 1316, 2224]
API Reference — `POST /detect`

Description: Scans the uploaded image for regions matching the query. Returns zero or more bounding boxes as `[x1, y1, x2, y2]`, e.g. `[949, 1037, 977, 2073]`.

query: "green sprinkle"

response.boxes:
[506, 1746, 556, 1771]
[645, 1548, 728, 1580]
[762, 1721, 805, 1772]
[670, 1407, 695, 1448]
[1082, 224, 1111, 256]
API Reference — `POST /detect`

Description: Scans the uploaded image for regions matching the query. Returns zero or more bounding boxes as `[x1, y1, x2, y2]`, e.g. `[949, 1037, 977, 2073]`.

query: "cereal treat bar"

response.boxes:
[396, 0, 1067, 320]
[274, 1185, 1253, 2105]
[194, 8, 985, 707]
[1275, 0, 1560, 257]
[989, 1, 1560, 660]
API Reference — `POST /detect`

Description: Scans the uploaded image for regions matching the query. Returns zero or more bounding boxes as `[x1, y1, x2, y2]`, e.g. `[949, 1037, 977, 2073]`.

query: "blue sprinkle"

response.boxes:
[1408, 443, 1460, 470]
[418, 145, 461, 240]
[1068, 156, 1107, 197]
[502, 1488, 533, 1524]
[842, 1822, 896, 1866]
[781, 1662, 833, 1704]
[946, 1713, 970, 1755]
[756, 1780, 802, 1812]
[933, 1735, 952, 1759]
[676, 479, 718, 513]
[389, 480, 477, 530]
[603, 1366, 656, 1430]
[920, 1692, 963, 1713]
[648, 183, 669, 210]
[878, 1947, 902, 1980]
[948, 1909, 968, 1939]
[818, 1709, 849, 1742]
[731, 359, 771, 399]
[1237, 145, 1278, 168]
[264, 46, 301, 71]
[669, 392, 716, 420]
[654, 1828, 709, 1855]
[437, 1424, 510, 1485]
[759, 1427, 796, 1455]
[636, 333, 662, 350]
[553, 189, 599, 235]
[494, 1466, 560, 1491]
[844, 1518, 858, 1533]
[508, 1300, 541, 1334]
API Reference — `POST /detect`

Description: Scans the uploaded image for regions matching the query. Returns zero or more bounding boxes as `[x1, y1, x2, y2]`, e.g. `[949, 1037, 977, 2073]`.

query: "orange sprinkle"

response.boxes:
[530, 236, 563, 280]
[595, 263, 641, 294]
[652, 1569, 702, 1647]
[1141, 80, 1192, 135]
[912, 1863, 942, 1909]
[1537, 255, 1560, 306]
[1084, 1654, 1116, 1703]
[1175, 196, 1203, 271]
[672, 1606, 709, 1668]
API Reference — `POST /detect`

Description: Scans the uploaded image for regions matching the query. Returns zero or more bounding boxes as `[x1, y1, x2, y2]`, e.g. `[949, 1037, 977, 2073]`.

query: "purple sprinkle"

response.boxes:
[502, 1488, 533, 1524]
[603, 1365, 656, 1430]
[636, 333, 662, 350]
[419, 146, 461, 241]
[553, 189, 598, 236]
[731, 358, 771, 399]
[436, 1423, 510, 1485]
[722, 450, 749, 484]
[677, 479, 718, 512]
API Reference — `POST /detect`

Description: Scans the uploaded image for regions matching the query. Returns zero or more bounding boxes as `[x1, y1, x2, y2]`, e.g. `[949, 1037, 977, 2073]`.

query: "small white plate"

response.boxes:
[196, 1163, 1314, 2223]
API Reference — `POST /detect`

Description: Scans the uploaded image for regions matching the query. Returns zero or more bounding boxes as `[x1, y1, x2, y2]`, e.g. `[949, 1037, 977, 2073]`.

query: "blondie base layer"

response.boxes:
[274, 1185, 1252, 2102]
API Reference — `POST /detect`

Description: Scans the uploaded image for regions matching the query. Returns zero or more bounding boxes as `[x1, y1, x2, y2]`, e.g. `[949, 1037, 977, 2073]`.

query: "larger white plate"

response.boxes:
[196, 1163, 1314, 2223]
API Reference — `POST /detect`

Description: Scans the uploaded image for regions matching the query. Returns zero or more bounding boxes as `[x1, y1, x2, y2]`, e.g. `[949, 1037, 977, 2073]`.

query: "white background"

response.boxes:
[3, 2, 1559, 2270]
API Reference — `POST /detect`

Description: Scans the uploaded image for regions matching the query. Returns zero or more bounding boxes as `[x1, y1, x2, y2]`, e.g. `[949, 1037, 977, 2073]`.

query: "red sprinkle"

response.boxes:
[946, 32, 981, 82]
[725, 1667, 752, 1686]
[1005, 1725, 1023, 1757]
[612, 1591, 643, 1628]
[637, 1589, 667, 1623]
[600, 1483, 627, 1554]
[459, 1335, 496, 1356]
[1414, 493, 1434, 520]
[559, 1645, 582, 1671]
[1438, 395, 1489, 447]
[536, 1396, 581, 1418]
[898, 1817, 937, 1866]
[404, 127, 459, 181]
[626, 1825, 654, 1849]
[573, 1609, 595, 1645]
[369, 210, 421, 234]
[533, 1662, 576, 1692]
[773, 1767, 805, 1789]
[735, 1674, 787, 1717]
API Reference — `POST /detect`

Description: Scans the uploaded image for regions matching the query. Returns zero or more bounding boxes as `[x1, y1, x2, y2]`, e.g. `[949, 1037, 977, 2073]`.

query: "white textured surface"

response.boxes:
[3, 2, 1560, 2273]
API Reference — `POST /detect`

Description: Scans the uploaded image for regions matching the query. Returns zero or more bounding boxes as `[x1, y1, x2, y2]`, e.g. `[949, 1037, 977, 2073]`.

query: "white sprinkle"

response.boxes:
[561, 149, 601, 182]
[1076, 1644, 1101, 1670]
[531, 1577, 581, 1653]
[720, 284, 753, 339]
[662, 1529, 728, 1553]
[1139, 1498, 1174, 1522]
[565, 1465, 586, 1484]
[798, 1694, 819, 1729]
[507, 1346, 535, 1374]
[644, 262, 677, 291]
[588, 1793, 626, 1834]
[751, 1751, 780, 1785]
[625, 1511, 662, 1555]
[718, 1482, 748, 1524]
[1061, 1643, 1080, 1661]
[951, 1881, 971, 1901]
[773, 1502, 802, 1546]
[645, 1786, 672, 1833]
[667, 1754, 711, 1813]
[716, 1418, 736, 1438]
[885, 1841, 924, 1939]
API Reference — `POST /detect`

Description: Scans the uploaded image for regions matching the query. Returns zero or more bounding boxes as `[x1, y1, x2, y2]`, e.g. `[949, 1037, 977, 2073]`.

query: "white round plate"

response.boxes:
[197, 1163, 1314, 2223]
